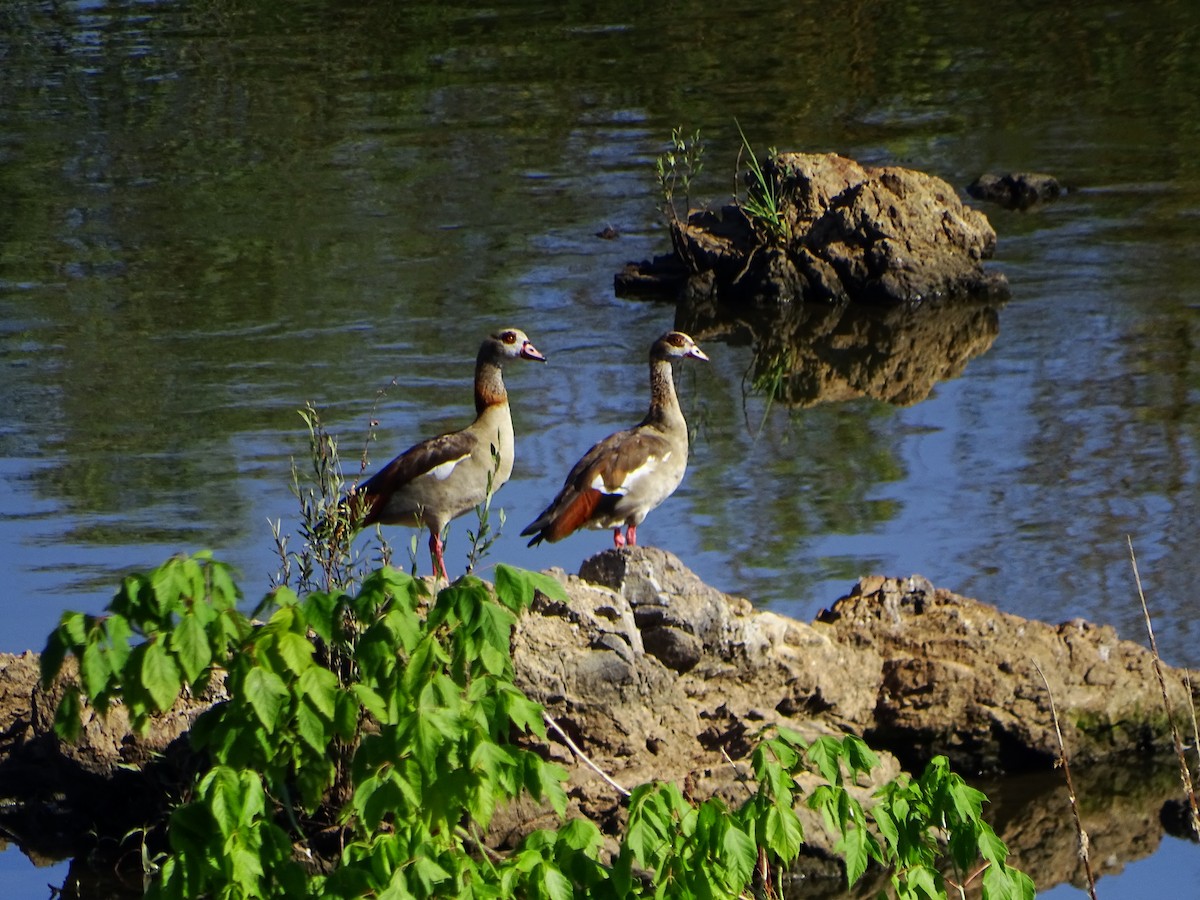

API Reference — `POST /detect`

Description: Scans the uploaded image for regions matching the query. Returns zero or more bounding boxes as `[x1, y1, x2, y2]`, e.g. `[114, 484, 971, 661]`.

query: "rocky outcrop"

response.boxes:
[0, 549, 1194, 888]
[514, 552, 1193, 786]
[617, 152, 1007, 306]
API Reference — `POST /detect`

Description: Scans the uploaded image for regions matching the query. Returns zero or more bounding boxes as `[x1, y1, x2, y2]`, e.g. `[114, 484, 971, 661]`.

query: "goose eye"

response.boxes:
[500, 331, 517, 344]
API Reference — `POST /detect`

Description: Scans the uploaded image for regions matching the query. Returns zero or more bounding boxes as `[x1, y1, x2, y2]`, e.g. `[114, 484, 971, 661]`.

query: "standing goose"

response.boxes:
[522, 331, 707, 549]
[352, 327, 545, 579]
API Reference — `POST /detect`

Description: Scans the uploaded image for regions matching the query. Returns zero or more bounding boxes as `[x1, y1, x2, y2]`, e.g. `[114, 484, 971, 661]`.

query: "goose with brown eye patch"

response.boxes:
[522, 331, 707, 550]
[349, 327, 545, 580]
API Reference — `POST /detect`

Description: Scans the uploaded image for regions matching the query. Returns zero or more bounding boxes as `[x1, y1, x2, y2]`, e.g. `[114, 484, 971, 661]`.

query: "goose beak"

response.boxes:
[687, 345, 709, 362]
[520, 340, 547, 362]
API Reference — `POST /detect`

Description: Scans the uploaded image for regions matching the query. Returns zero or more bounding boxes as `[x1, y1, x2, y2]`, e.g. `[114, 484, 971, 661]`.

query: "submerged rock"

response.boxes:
[968, 172, 1063, 210]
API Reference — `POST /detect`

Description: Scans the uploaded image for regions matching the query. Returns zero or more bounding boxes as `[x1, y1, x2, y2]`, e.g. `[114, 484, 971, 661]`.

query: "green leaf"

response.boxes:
[299, 666, 339, 719]
[720, 822, 757, 888]
[476, 601, 517, 655]
[244, 666, 289, 732]
[411, 854, 451, 893]
[230, 845, 265, 885]
[300, 590, 338, 642]
[141, 639, 182, 712]
[874, 802, 899, 851]
[79, 639, 110, 700]
[902, 863, 941, 899]
[527, 755, 568, 817]
[169, 612, 212, 685]
[53, 686, 82, 742]
[807, 736, 843, 786]
[275, 631, 314, 675]
[102, 614, 133, 674]
[494, 564, 567, 612]
[541, 864, 574, 900]
[471, 740, 515, 779]
[977, 823, 1008, 864]
[557, 817, 603, 854]
[837, 823, 871, 886]
[40, 628, 69, 687]
[334, 690, 361, 739]
[204, 767, 243, 836]
[352, 684, 389, 723]
[764, 804, 803, 862]
[296, 699, 329, 753]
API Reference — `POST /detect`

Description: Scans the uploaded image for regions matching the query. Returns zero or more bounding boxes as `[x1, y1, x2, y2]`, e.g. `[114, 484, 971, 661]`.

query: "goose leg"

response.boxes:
[429, 529, 449, 580]
[626, 524, 637, 546]
[612, 528, 626, 548]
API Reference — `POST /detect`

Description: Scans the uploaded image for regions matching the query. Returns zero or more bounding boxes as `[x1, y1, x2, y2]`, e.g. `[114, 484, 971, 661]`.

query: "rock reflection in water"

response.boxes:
[981, 757, 1186, 895]
[786, 756, 1186, 898]
[677, 286, 1005, 408]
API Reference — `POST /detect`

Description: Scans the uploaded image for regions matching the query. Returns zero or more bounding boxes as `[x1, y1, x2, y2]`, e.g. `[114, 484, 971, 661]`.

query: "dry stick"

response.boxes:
[1186, 668, 1200, 783]
[1032, 660, 1098, 900]
[720, 746, 757, 799]
[542, 711, 631, 799]
[1127, 537, 1200, 840]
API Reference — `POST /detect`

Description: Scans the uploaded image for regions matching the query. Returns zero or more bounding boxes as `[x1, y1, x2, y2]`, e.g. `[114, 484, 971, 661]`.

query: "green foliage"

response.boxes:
[735, 120, 790, 244]
[808, 738, 1037, 900]
[656, 125, 705, 226]
[465, 444, 506, 575]
[43, 554, 1035, 899]
[272, 403, 389, 597]
[42, 552, 246, 739]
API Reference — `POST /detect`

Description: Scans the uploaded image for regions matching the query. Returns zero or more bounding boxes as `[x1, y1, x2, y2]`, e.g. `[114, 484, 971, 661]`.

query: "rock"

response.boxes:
[968, 172, 1063, 210]
[1, 550, 1195, 886]
[816, 575, 1193, 773]
[618, 152, 1007, 306]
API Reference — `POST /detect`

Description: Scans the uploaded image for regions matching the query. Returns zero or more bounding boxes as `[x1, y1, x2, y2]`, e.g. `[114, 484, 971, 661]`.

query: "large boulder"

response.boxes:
[618, 152, 1007, 307]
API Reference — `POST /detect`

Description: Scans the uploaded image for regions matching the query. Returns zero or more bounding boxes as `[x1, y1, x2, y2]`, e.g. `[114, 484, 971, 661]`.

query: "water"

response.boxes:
[2, 0, 1199, 894]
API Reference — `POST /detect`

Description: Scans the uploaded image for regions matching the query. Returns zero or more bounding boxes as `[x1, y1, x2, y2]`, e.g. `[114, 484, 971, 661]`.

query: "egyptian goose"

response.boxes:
[352, 327, 545, 579]
[522, 331, 707, 549]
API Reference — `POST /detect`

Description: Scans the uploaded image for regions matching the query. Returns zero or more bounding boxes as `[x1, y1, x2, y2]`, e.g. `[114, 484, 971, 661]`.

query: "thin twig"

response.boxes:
[1033, 659, 1098, 900]
[542, 711, 630, 798]
[721, 746, 756, 799]
[456, 824, 505, 864]
[1186, 668, 1200, 783]
[1128, 537, 1200, 839]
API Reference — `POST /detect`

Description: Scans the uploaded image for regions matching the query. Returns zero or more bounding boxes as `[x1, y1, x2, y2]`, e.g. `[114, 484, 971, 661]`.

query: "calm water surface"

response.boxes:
[2, 0, 1199, 895]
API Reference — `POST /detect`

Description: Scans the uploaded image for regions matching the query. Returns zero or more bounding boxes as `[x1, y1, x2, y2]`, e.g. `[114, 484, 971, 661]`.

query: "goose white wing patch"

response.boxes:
[591, 451, 671, 495]
[428, 454, 469, 480]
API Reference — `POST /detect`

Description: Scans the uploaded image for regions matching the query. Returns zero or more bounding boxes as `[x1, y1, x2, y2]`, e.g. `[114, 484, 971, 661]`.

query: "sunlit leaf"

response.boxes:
[79, 640, 110, 699]
[169, 613, 212, 685]
[141, 639, 182, 712]
[274, 631, 314, 676]
[244, 667, 289, 732]
[720, 822, 757, 888]
[299, 665, 338, 719]
[494, 564, 568, 612]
